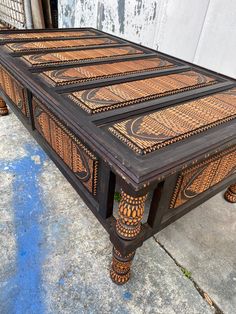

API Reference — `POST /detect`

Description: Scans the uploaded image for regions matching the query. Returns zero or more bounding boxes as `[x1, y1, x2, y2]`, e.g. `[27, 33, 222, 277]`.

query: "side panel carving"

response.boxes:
[0, 66, 29, 117]
[170, 146, 236, 208]
[32, 98, 98, 195]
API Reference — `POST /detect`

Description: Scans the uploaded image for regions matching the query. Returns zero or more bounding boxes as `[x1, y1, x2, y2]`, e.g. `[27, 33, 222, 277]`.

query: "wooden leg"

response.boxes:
[110, 247, 135, 285]
[110, 189, 147, 284]
[224, 183, 236, 203]
[0, 98, 8, 116]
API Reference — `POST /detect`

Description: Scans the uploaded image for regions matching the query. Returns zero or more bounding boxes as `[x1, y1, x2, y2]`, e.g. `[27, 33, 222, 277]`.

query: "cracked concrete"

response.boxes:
[0, 111, 234, 313]
[156, 191, 236, 314]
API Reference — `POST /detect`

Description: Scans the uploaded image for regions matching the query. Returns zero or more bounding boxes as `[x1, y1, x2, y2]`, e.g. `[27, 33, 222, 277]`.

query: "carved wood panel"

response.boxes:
[22, 46, 144, 67]
[0, 30, 97, 42]
[0, 66, 28, 116]
[6, 37, 119, 53]
[42, 57, 174, 87]
[32, 98, 98, 195]
[109, 88, 236, 154]
[70, 70, 217, 114]
[170, 146, 236, 208]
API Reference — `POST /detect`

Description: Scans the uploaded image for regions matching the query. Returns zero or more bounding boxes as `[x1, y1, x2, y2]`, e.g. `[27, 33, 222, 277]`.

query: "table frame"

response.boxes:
[0, 27, 236, 284]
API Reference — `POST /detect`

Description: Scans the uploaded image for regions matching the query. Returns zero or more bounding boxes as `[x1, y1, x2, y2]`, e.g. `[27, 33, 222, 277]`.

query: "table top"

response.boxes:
[0, 28, 236, 189]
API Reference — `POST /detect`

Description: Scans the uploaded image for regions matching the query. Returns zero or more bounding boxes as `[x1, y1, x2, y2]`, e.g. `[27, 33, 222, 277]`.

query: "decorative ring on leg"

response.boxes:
[110, 247, 135, 285]
[0, 106, 9, 116]
[224, 188, 236, 203]
[0, 99, 8, 116]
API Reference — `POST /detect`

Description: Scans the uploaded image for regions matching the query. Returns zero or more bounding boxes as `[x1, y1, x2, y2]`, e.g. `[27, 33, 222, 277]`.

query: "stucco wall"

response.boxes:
[58, 0, 236, 78]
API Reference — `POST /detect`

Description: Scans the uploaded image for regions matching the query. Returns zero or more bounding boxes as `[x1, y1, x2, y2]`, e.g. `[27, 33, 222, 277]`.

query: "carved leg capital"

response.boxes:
[224, 183, 236, 203]
[0, 98, 8, 116]
[116, 190, 147, 240]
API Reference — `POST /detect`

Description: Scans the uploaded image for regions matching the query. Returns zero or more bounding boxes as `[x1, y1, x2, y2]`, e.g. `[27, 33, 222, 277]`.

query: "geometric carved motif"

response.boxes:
[0, 30, 97, 42]
[109, 88, 236, 154]
[42, 57, 174, 86]
[32, 98, 98, 195]
[6, 37, 119, 52]
[22, 46, 144, 67]
[0, 66, 29, 116]
[170, 145, 236, 208]
[70, 70, 217, 114]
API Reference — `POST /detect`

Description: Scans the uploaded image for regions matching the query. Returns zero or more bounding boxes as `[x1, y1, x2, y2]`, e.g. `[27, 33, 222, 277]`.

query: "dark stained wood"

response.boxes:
[97, 164, 116, 219]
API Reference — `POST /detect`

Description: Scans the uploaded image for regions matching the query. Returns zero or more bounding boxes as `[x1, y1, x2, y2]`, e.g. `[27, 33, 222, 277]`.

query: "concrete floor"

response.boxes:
[0, 111, 235, 314]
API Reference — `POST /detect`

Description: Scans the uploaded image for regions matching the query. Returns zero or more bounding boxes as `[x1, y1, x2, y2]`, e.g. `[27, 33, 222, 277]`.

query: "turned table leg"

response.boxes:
[0, 98, 8, 116]
[224, 183, 236, 203]
[110, 189, 147, 284]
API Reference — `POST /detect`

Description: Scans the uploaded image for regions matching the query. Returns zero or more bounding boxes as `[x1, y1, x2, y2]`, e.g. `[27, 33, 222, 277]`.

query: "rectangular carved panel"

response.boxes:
[6, 37, 119, 53]
[0, 66, 28, 116]
[22, 46, 145, 67]
[109, 88, 236, 154]
[170, 146, 236, 208]
[42, 57, 175, 87]
[32, 98, 98, 195]
[0, 30, 97, 42]
[71, 70, 217, 114]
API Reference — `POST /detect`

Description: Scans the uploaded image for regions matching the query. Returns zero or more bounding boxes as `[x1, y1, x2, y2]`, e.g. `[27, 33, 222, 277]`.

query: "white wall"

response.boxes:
[59, 0, 236, 78]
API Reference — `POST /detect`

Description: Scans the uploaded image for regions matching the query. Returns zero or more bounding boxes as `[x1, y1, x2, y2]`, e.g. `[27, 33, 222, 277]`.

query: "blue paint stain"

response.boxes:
[123, 291, 133, 301]
[58, 278, 65, 286]
[0, 143, 47, 314]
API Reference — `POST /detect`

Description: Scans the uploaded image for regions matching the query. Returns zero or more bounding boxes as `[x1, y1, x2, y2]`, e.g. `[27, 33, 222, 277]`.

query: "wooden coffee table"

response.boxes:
[0, 28, 235, 285]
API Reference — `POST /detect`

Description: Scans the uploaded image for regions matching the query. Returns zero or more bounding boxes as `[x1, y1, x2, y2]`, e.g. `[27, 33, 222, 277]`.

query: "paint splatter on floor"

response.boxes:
[123, 291, 133, 301]
[0, 143, 47, 314]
